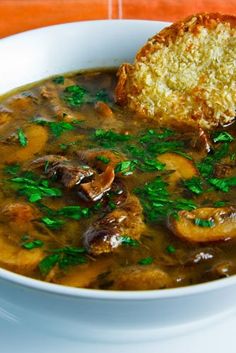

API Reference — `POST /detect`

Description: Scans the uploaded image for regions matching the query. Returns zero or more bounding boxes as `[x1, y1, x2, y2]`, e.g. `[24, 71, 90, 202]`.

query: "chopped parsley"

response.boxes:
[62, 85, 87, 107]
[213, 201, 226, 207]
[39, 246, 87, 275]
[57, 205, 90, 220]
[213, 131, 234, 143]
[96, 155, 110, 164]
[120, 236, 139, 247]
[34, 119, 75, 138]
[208, 177, 236, 192]
[194, 218, 215, 228]
[138, 256, 154, 265]
[40, 217, 65, 230]
[17, 128, 28, 147]
[184, 177, 203, 195]
[22, 239, 44, 250]
[115, 160, 137, 175]
[197, 143, 230, 177]
[134, 176, 196, 223]
[94, 129, 131, 148]
[138, 158, 165, 172]
[166, 245, 176, 254]
[10, 174, 62, 203]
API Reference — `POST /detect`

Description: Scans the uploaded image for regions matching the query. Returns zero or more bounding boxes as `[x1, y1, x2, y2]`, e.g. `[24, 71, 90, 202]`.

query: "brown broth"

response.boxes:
[0, 69, 235, 290]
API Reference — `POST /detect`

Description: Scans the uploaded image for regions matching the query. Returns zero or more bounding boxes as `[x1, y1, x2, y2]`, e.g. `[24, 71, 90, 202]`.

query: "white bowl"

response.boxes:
[0, 20, 235, 342]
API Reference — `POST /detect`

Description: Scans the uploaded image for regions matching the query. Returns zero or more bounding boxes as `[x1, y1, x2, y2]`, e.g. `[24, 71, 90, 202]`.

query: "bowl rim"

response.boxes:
[0, 19, 235, 300]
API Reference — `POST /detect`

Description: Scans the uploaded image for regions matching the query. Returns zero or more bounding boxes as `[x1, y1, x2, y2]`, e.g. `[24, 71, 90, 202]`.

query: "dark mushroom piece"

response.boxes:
[83, 195, 145, 255]
[93, 265, 173, 290]
[77, 148, 125, 172]
[31, 155, 95, 189]
[168, 207, 236, 242]
[79, 165, 115, 202]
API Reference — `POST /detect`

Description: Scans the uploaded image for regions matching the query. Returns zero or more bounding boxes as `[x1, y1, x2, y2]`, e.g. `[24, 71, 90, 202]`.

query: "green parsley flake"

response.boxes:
[62, 85, 87, 107]
[184, 177, 203, 195]
[96, 155, 110, 164]
[120, 236, 139, 247]
[17, 128, 28, 147]
[41, 217, 65, 230]
[22, 239, 44, 250]
[166, 245, 176, 254]
[10, 174, 62, 203]
[115, 160, 137, 175]
[34, 119, 75, 138]
[39, 246, 87, 275]
[194, 218, 215, 227]
[134, 176, 196, 223]
[213, 131, 234, 143]
[209, 177, 236, 192]
[138, 256, 154, 265]
[213, 201, 226, 207]
[57, 206, 90, 220]
[94, 129, 131, 148]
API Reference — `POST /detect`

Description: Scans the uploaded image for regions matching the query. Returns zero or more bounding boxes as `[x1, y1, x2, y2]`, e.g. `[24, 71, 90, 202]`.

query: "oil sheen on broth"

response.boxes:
[0, 69, 235, 290]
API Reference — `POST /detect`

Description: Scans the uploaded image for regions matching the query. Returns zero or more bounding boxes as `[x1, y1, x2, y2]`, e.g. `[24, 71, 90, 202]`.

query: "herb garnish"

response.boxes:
[39, 246, 87, 275]
[138, 256, 154, 265]
[96, 155, 110, 164]
[194, 218, 215, 228]
[94, 129, 131, 148]
[10, 174, 62, 203]
[22, 239, 44, 250]
[120, 236, 139, 247]
[208, 177, 236, 192]
[40, 217, 65, 230]
[197, 143, 230, 177]
[166, 245, 176, 254]
[17, 128, 28, 147]
[115, 160, 137, 175]
[34, 119, 75, 138]
[213, 131, 234, 143]
[134, 176, 196, 222]
[184, 177, 203, 195]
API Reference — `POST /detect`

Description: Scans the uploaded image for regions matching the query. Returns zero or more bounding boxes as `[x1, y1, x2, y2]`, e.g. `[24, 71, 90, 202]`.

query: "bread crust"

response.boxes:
[115, 13, 236, 129]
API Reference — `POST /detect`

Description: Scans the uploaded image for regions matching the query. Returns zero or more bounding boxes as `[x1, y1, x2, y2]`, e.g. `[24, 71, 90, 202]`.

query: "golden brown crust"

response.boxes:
[115, 13, 236, 129]
[137, 13, 236, 61]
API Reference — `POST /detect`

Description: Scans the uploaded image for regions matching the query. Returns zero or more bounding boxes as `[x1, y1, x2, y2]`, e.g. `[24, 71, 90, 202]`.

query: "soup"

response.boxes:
[0, 69, 235, 290]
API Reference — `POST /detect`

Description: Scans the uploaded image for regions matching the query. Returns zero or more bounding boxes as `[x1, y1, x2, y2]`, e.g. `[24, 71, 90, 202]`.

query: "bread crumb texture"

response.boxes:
[116, 14, 236, 129]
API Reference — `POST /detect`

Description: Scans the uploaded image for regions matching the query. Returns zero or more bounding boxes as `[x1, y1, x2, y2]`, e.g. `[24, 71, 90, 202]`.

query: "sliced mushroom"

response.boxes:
[79, 165, 115, 202]
[158, 152, 198, 185]
[168, 207, 236, 243]
[0, 233, 43, 275]
[83, 195, 145, 255]
[0, 125, 48, 163]
[7, 92, 38, 114]
[31, 155, 94, 189]
[54, 258, 112, 287]
[93, 265, 172, 290]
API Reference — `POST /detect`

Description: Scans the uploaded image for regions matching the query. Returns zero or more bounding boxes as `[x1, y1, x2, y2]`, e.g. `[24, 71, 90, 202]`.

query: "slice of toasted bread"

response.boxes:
[115, 13, 236, 130]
